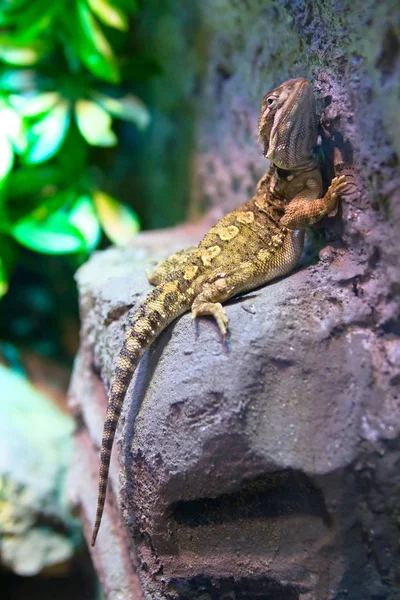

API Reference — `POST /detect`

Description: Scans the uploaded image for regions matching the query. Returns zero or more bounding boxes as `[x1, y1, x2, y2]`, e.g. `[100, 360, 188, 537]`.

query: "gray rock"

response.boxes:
[71, 226, 399, 600]
[0, 365, 79, 576]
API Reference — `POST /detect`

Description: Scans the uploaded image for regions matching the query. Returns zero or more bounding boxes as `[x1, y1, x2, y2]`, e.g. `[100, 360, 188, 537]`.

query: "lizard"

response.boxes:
[91, 77, 348, 546]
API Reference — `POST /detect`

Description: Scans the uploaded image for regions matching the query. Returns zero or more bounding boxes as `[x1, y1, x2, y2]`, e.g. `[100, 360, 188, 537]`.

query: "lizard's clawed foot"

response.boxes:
[327, 175, 348, 216]
[329, 175, 348, 197]
[192, 301, 229, 337]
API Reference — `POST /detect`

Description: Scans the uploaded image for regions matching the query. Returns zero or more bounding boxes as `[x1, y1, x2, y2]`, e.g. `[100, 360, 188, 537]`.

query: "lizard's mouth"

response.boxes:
[258, 114, 274, 157]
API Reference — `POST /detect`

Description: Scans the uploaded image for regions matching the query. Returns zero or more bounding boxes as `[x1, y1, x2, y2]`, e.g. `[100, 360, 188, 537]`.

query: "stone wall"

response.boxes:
[69, 1, 400, 599]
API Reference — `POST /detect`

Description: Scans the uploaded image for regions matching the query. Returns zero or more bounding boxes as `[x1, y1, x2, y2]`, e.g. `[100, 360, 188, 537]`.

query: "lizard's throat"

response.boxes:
[267, 147, 317, 171]
[266, 129, 316, 170]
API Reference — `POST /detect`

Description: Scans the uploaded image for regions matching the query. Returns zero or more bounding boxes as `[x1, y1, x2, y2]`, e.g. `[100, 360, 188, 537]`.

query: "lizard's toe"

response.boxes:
[330, 175, 348, 194]
[214, 304, 229, 337]
[192, 301, 229, 338]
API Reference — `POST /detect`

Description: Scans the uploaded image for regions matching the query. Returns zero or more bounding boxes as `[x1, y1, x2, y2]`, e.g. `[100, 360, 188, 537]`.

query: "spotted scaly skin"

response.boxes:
[91, 78, 348, 546]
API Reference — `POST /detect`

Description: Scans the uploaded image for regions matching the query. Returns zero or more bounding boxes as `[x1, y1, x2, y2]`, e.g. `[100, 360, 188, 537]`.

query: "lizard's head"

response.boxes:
[258, 77, 318, 170]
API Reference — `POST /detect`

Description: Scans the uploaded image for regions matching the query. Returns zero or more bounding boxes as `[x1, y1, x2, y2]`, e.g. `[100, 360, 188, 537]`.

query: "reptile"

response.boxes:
[91, 77, 348, 546]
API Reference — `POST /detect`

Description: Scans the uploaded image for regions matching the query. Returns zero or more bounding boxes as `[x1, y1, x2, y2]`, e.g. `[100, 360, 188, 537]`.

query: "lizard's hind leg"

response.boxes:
[147, 246, 197, 285]
[192, 293, 229, 337]
[191, 265, 256, 337]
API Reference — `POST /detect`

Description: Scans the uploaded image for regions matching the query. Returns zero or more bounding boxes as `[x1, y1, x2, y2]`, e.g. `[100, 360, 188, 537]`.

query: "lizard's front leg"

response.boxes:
[191, 264, 255, 336]
[281, 175, 348, 229]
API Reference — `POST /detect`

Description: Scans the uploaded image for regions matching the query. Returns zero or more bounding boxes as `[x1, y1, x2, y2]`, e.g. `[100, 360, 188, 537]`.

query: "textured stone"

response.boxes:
[72, 231, 399, 599]
[70, 1, 400, 599]
[0, 365, 79, 576]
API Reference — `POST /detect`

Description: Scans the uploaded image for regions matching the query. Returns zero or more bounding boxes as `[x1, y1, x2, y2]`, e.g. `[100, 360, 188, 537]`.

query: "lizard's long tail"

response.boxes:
[91, 279, 190, 546]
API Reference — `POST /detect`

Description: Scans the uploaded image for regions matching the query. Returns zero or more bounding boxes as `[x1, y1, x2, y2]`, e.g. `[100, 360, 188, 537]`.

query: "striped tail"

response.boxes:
[91, 280, 190, 546]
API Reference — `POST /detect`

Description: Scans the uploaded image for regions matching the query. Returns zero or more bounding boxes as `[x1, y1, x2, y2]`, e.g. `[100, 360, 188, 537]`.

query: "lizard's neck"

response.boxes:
[269, 150, 317, 172]
[274, 157, 318, 175]
[254, 159, 320, 216]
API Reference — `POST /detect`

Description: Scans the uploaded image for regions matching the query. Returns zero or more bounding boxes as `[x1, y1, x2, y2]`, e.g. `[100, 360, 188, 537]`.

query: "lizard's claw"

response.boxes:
[329, 175, 349, 198]
[192, 302, 229, 338]
[213, 303, 229, 337]
[327, 175, 349, 216]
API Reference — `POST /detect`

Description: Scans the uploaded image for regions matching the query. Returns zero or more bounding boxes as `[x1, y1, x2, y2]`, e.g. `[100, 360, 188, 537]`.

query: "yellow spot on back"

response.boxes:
[218, 225, 239, 241]
[163, 281, 179, 293]
[271, 234, 283, 247]
[201, 245, 221, 267]
[236, 211, 255, 225]
[184, 265, 198, 281]
[257, 248, 272, 262]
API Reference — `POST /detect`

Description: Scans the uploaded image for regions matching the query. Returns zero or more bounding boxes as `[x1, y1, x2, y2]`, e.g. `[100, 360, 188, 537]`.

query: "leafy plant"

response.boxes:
[0, 0, 149, 298]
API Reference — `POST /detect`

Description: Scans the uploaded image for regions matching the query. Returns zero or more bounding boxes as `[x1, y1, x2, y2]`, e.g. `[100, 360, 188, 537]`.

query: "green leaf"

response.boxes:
[16, 13, 53, 43]
[68, 195, 101, 251]
[7, 0, 58, 43]
[92, 92, 150, 130]
[0, 69, 36, 92]
[0, 38, 47, 65]
[1, 185, 70, 226]
[87, 0, 128, 30]
[24, 101, 71, 164]
[12, 211, 86, 254]
[0, 0, 33, 14]
[0, 134, 14, 185]
[8, 189, 75, 226]
[9, 92, 60, 117]
[0, 105, 26, 153]
[76, 0, 120, 83]
[0, 11, 11, 27]
[0, 255, 9, 298]
[6, 165, 62, 197]
[32, 190, 75, 221]
[55, 123, 88, 181]
[75, 99, 117, 146]
[93, 190, 140, 244]
[111, 0, 138, 13]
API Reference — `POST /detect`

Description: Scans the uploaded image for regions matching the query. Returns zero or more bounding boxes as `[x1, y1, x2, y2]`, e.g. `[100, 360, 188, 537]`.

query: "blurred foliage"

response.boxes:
[0, 0, 163, 363]
[0, 0, 149, 303]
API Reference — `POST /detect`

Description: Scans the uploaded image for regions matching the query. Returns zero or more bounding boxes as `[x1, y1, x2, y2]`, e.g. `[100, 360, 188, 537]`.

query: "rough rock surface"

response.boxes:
[0, 365, 79, 576]
[70, 1, 400, 599]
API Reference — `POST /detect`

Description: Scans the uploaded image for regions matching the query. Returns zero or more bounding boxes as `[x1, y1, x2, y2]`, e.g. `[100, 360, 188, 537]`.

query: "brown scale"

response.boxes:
[91, 78, 349, 546]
